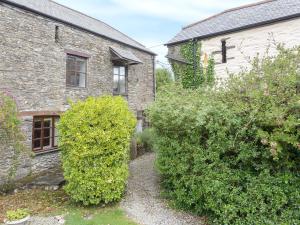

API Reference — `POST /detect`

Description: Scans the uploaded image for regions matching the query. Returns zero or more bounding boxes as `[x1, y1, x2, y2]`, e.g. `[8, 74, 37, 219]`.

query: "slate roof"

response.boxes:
[167, 0, 300, 45]
[2, 0, 155, 55]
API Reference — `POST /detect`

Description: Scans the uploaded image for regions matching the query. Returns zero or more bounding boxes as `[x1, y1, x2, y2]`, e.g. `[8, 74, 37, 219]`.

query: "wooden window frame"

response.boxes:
[32, 116, 59, 153]
[113, 64, 128, 96]
[66, 54, 87, 88]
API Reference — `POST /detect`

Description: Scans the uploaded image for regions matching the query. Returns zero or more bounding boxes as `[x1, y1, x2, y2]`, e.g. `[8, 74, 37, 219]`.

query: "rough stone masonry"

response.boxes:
[0, 1, 155, 186]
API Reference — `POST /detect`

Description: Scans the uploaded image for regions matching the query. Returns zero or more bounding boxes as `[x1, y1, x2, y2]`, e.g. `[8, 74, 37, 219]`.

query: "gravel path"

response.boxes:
[121, 153, 205, 225]
[26, 216, 64, 225]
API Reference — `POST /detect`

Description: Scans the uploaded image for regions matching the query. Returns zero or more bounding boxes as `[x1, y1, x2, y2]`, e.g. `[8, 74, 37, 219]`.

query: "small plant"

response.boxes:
[6, 209, 29, 222]
[135, 128, 156, 152]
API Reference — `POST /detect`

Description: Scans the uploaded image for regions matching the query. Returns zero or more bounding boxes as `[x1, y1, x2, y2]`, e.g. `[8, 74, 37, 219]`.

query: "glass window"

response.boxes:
[66, 55, 87, 87]
[32, 116, 60, 152]
[113, 65, 127, 95]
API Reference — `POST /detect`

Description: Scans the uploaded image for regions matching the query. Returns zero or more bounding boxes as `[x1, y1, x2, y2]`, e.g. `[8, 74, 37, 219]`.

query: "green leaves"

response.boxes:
[170, 41, 215, 89]
[147, 46, 300, 224]
[0, 93, 27, 183]
[58, 96, 136, 206]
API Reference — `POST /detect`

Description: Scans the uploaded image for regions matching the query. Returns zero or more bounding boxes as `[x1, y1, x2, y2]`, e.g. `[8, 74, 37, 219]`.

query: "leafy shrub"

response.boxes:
[6, 209, 29, 221]
[147, 47, 300, 224]
[155, 68, 173, 91]
[135, 128, 156, 152]
[0, 92, 26, 184]
[58, 96, 136, 206]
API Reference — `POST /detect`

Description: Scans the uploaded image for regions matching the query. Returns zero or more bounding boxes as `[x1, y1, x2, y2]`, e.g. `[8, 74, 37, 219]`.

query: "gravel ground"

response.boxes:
[26, 216, 64, 225]
[121, 153, 205, 225]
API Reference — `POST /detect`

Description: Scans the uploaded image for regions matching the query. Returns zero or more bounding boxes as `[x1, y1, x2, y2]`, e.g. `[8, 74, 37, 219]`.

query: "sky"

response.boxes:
[55, 0, 261, 68]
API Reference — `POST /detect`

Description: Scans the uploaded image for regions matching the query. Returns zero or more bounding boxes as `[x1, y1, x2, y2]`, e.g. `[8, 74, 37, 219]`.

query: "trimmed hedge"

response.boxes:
[147, 47, 300, 224]
[58, 96, 136, 206]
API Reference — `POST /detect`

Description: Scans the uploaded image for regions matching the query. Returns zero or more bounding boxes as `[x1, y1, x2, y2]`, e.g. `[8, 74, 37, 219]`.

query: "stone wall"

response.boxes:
[168, 17, 300, 82]
[0, 3, 154, 185]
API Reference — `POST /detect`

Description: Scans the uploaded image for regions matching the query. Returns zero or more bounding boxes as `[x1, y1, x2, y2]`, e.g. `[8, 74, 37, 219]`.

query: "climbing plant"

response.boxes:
[0, 92, 27, 186]
[170, 41, 215, 89]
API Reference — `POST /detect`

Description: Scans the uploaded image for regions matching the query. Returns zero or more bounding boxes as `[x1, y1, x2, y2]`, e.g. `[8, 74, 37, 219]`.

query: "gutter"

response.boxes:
[0, 0, 156, 56]
[165, 13, 300, 46]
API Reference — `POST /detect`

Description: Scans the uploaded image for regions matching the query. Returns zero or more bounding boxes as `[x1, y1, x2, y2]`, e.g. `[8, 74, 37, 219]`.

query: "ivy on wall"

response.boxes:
[170, 40, 215, 89]
[0, 92, 27, 186]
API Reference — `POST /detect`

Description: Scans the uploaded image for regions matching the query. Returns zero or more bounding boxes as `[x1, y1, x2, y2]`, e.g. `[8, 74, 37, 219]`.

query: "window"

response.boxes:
[32, 116, 59, 152]
[221, 40, 227, 63]
[113, 65, 127, 95]
[55, 25, 59, 43]
[66, 55, 87, 87]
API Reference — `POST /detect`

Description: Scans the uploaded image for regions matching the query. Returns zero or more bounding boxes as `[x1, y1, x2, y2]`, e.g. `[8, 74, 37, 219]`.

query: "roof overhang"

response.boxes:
[165, 54, 191, 65]
[110, 47, 143, 65]
[166, 14, 300, 46]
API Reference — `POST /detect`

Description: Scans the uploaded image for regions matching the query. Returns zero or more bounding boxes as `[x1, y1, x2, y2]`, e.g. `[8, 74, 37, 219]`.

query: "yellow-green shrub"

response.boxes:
[58, 96, 136, 206]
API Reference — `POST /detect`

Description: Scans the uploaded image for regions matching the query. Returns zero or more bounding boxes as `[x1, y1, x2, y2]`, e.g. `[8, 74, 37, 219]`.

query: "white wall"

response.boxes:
[201, 18, 300, 81]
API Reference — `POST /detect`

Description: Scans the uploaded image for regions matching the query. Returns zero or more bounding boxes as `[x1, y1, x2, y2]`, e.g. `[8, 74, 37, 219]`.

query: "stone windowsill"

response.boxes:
[34, 148, 60, 156]
[66, 86, 87, 90]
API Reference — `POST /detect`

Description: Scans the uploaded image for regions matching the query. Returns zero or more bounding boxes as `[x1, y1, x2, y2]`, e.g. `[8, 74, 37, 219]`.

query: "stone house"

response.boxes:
[0, 0, 155, 185]
[166, 0, 300, 81]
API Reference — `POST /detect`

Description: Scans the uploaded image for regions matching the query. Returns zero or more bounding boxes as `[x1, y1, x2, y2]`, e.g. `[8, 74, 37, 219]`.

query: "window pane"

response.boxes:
[34, 140, 41, 149]
[44, 119, 51, 128]
[44, 128, 51, 138]
[78, 72, 86, 87]
[43, 138, 50, 148]
[67, 56, 76, 71]
[77, 59, 86, 73]
[120, 67, 125, 76]
[66, 55, 87, 87]
[34, 120, 41, 128]
[113, 67, 119, 75]
[119, 76, 126, 94]
[113, 74, 119, 92]
[67, 71, 76, 86]
[34, 129, 41, 139]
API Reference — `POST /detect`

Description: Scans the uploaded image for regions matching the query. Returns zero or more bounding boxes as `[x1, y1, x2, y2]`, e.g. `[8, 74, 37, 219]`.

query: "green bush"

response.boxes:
[155, 68, 173, 92]
[58, 96, 136, 206]
[147, 47, 300, 224]
[135, 128, 156, 152]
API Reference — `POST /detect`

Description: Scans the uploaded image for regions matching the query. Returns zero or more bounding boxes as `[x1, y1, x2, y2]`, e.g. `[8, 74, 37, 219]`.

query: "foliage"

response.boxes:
[6, 209, 29, 221]
[0, 92, 26, 182]
[58, 96, 136, 206]
[135, 128, 156, 152]
[170, 41, 215, 88]
[65, 208, 138, 225]
[147, 46, 300, 224]
[155, 68, 173, 91]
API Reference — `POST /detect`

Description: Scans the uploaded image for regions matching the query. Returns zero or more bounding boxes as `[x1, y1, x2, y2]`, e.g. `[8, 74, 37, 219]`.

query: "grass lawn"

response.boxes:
[65, 208, 137, 225]
[0, 189, 137, 225]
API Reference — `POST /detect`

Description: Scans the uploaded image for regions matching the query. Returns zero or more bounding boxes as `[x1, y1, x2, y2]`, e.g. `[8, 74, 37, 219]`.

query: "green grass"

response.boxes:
[0, 189, 138, 225]
[65, 208, 137, 225]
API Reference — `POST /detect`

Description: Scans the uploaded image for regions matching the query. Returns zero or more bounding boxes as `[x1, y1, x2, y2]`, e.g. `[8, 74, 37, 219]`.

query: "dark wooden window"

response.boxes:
[32, 116, 59, 152]
[113, 65, 127, 95]
[66, 54, 87, 87]
[222, 40, 227, 63]
[55, 26, 59, 43]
